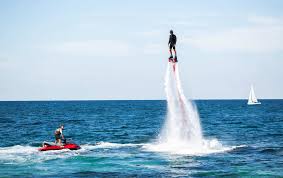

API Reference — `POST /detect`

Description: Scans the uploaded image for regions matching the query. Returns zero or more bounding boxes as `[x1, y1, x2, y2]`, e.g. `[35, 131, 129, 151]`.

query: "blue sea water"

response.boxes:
[0, 100, 282, 177]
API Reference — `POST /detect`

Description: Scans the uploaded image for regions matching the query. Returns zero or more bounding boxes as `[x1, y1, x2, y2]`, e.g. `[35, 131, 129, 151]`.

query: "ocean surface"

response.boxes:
[0, 100, 282, 177]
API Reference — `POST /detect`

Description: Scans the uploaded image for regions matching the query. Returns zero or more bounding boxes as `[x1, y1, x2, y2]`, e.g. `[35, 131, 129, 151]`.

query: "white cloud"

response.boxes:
[248, 15, 283, 25]
[143, 44, 164, 55]
[52, 40, 131, 57]
[184, 26, 283, 53]
[140, 30, 161, 36]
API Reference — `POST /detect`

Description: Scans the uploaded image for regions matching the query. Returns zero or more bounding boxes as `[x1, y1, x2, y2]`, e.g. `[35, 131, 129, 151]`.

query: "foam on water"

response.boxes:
[93, 141, 141, 148]
[143, 139, 246, 156]
[144, 63, 236, 155]
[0, 145, 82, 164]
[0, 142, 142, 164]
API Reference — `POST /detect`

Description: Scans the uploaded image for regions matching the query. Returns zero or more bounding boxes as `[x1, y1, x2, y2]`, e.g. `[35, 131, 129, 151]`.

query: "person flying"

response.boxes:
[168, 30, 177, 60]
[54, 125, 64, 145]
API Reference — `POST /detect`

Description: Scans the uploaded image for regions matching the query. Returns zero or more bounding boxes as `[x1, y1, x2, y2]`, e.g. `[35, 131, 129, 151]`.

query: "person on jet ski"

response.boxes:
[54, 125, 64, 145]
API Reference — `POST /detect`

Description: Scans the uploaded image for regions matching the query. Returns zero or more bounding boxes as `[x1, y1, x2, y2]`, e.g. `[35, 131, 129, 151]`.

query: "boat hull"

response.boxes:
[247, 102, 261, 105]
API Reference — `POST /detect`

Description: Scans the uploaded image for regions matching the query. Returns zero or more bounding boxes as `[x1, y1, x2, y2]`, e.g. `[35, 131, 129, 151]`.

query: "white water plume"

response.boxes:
[144, 63, 236, 155]
[160, 63, 203, 146]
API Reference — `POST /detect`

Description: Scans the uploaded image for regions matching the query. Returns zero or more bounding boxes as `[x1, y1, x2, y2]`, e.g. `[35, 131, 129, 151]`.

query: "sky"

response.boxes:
[0, 0, 283, 100]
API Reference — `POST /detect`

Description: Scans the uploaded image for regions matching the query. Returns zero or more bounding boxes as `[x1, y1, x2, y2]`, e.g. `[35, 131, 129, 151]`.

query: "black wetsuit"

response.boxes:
[168, 34, 177, 49]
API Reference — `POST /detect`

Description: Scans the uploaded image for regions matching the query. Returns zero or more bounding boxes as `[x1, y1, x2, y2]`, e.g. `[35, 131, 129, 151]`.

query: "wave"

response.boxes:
[0, 140, 248, 165]
[0, 142, 142, 164]
[0, 145, 81, 164]
[93, 141, 141, 148]
[79, 142, 142, 151]
[259, 147, 283, 155]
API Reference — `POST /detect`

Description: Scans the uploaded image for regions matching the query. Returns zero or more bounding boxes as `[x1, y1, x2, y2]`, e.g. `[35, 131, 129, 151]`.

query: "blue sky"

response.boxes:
[0, 0, 283, 100]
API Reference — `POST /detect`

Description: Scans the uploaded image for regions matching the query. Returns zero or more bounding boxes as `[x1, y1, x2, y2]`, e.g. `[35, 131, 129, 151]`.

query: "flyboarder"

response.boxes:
[168, 30, 177, 62]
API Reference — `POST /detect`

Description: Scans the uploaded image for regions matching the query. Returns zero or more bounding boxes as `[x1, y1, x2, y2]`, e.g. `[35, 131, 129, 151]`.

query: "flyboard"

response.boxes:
[168, 57, 178, 72]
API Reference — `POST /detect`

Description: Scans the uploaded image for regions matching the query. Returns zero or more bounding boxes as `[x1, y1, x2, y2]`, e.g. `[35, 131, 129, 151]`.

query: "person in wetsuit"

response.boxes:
[168, 30, 177, 59]
[54, 125, 64, 145]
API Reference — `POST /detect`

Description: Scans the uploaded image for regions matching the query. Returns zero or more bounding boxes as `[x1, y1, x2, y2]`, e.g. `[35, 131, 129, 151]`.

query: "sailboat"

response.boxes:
[247, 85, 261, 105]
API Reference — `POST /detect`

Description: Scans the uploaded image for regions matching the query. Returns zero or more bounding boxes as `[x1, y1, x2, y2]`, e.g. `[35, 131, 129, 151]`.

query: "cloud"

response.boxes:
[182, 16, 283, 53]
[143, 44, 164, 55]
[52, 40, 131, 57]
[248, 15, 283, 25]
[138, 30, 162, 37]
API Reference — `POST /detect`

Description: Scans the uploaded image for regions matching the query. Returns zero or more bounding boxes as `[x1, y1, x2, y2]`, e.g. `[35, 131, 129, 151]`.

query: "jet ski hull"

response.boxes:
[39, 143, 80, 151]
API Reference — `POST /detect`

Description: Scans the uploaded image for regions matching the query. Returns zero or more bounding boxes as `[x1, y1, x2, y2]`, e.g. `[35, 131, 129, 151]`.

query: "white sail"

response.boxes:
[248, 85, 261, 105]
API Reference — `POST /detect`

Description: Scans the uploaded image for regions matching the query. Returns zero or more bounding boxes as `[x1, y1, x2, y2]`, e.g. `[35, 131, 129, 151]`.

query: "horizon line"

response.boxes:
[0, 98, 282, 102]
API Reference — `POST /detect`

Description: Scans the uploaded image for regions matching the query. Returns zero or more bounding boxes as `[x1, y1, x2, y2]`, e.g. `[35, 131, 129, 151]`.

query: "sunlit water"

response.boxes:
[0, 100, 283, 177]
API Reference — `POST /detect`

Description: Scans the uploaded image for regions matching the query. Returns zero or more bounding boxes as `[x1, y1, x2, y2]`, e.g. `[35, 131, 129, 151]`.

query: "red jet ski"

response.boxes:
[39, 140, 80, 151]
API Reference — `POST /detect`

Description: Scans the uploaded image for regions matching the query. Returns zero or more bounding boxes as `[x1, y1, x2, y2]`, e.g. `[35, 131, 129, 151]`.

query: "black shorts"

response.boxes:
[55, 134, 61, 140]
[169, 44, 176, 50]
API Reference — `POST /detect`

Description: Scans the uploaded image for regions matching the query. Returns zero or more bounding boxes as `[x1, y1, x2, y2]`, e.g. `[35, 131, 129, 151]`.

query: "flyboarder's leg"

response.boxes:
[173, 46, 177, 62]
[169, 45, 173, 58]
[173, 46, 177, 59]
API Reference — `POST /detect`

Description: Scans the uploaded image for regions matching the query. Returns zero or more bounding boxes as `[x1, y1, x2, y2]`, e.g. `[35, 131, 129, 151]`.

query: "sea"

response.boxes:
[0, 100, 282, 177]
